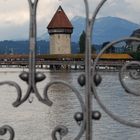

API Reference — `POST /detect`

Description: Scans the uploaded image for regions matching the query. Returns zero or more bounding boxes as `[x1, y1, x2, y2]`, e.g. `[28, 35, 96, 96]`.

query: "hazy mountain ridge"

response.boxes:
[0, 16, 140, 54]
[39, 16, 140, 44]
[71, 16, 140, 44]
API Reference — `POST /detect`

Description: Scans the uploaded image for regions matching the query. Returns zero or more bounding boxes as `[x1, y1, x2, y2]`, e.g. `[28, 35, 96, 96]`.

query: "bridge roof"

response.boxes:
[47, 6, 73, 29]
[98, 53, 133, 60]
[0, 53, 133, 60]
[38, 53, 133, 60]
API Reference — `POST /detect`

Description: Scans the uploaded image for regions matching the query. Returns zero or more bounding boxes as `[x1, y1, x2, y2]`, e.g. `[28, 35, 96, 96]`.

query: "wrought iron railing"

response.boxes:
[0, 0, 140, 140]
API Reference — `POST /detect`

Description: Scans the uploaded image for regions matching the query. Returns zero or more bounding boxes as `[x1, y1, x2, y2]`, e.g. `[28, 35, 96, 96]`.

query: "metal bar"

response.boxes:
[28, 0, 38, 91]
[84, 0, 92, 139]
[85, 23, 92, 140]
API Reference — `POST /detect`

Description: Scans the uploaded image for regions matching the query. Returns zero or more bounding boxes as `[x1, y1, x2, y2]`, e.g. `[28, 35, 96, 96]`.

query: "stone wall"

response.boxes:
[50, 34, 71, 54]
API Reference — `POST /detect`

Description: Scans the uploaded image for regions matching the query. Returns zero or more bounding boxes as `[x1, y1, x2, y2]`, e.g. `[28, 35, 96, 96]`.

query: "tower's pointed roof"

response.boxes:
[47, 6, 73, 29]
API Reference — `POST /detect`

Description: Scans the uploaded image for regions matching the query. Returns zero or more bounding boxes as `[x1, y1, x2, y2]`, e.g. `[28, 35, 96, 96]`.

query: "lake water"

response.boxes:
[0, 68, 140, 140]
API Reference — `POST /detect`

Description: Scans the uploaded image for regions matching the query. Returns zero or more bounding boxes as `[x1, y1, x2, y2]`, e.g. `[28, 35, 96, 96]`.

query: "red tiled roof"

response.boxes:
[47, 6, 73, 29]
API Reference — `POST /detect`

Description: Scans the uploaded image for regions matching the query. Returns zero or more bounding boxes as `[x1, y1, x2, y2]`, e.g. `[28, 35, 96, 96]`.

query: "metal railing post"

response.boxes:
[28, 0, 38, 91]
[85, 21, 92, 140]
[1, 1, 140, 140]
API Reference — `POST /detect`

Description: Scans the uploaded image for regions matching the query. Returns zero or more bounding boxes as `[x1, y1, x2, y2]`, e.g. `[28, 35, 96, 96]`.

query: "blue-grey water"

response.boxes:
[0, 68, 140, 140]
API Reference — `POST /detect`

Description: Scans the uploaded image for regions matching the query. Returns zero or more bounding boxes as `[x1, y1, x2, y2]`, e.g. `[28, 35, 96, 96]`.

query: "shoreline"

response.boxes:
[0, 67, 120, 73]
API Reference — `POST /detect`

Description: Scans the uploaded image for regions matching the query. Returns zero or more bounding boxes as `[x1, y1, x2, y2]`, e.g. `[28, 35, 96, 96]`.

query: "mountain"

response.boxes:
[39, 16, 140, 45]
[0, 16, 139, 54]
[72, 16, 140, 44]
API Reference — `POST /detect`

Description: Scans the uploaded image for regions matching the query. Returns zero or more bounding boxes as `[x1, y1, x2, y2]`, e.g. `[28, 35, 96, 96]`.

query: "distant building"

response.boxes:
[47, 6, 73, 54]
[131, 29, 140, 38]
[126, 29, 140, 52]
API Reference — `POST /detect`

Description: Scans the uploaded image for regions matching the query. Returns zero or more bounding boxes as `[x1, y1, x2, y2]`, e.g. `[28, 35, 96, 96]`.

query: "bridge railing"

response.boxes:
[0, 0, 140, 140]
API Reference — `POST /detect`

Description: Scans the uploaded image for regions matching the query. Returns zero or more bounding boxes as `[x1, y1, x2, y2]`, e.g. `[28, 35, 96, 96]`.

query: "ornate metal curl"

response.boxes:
[51, 125, 68, 140]
[43, 80, 86, 140]
[1, 0, 140, 139]
[119, 61, 140, 96]
[0, 0, 50, 107]
[16, 0, 49, 106]
[0, 81, 22, 107]
[0, 125, 15, 140]
[91, 37, 140, 128]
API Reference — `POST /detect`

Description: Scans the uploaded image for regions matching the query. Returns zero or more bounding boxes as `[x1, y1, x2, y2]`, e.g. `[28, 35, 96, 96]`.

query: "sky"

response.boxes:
[0, 0, 140, 40]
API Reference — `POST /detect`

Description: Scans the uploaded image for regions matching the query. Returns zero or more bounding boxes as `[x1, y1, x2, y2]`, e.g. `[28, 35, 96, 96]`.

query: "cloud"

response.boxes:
[0, 0, 140, 40]
[94, 0, 140, 23]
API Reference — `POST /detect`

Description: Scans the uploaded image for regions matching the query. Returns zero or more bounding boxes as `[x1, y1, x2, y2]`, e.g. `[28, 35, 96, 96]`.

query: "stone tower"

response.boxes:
[47, 6, 73, 54]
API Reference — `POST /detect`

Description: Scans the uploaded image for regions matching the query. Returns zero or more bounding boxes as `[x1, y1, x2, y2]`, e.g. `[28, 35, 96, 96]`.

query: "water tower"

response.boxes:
[47, 6, 73, 54]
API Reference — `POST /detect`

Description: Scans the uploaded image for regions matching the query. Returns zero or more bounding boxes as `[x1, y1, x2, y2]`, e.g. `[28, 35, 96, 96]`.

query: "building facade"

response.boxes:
[126, 29, 140, 52]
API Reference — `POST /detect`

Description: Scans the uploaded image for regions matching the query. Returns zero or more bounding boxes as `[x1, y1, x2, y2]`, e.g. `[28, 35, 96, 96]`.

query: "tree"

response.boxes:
[129, 44, 140, 60]
[79, 31, 86, 53]
[79, 31, 96, 53]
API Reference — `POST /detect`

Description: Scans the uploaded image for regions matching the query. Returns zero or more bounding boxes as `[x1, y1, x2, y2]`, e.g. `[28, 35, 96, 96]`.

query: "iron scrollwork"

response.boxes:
[83, 0, 140, 138]
[51, 125, 68, 140]
[0, 0, 88, 139]
[0, 125, 15, 140]
[92, 37, 140, 128]
[44, 80, 86, 140]
[119, 60, 140, 96]
[0, 0, 140, 139]
[0, 0, 49, 108]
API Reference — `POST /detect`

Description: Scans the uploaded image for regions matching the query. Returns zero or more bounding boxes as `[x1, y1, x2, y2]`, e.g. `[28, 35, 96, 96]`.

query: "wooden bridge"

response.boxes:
[0, 53, 134, 70]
